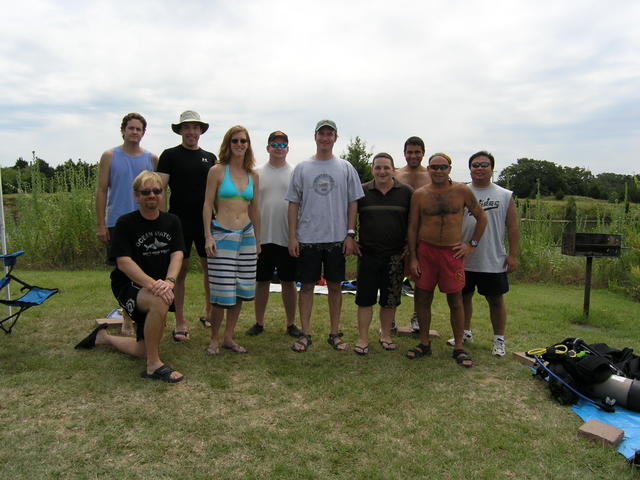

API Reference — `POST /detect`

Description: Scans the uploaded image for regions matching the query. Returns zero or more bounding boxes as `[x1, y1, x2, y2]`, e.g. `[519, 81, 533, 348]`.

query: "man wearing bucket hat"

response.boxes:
[157, 110, 217, 342]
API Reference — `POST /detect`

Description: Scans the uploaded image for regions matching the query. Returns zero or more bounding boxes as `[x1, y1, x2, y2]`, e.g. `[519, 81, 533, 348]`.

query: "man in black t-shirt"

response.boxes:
[354, 153, 413, 355]
[75, 171, 185, 383]
[158, 110, 217, 339]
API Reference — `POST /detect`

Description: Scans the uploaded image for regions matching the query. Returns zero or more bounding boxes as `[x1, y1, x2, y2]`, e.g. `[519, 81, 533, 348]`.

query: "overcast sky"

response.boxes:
[1, 0, 638, 181]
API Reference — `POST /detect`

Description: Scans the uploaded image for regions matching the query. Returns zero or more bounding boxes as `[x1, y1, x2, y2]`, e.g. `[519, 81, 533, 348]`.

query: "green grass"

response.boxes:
[1, 270, 639, 478]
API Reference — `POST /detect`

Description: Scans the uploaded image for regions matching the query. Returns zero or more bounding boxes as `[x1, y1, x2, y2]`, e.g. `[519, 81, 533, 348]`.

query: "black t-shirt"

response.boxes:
[157, 145, 217, 218]
[109, 211, 185, 289]
[357, 179, 413, 257]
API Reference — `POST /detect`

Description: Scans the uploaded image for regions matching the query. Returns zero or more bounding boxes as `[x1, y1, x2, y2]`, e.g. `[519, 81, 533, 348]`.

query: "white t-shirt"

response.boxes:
[462, 182, 513, 273]
[257, 162, 292, 247]
[286, 156, 364, 244]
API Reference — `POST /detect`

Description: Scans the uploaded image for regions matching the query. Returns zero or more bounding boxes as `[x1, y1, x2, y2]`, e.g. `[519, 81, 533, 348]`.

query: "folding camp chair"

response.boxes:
[0, 251, 58, 334]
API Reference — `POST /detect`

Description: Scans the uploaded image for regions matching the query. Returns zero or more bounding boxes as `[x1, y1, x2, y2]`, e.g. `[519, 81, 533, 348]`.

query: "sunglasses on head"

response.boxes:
[270, 142, 288, 149]
[231, 138, 249, 144]
[137, 188, 163, 196]
[471, 161, 491, 168]
[429, 164, 450, 171]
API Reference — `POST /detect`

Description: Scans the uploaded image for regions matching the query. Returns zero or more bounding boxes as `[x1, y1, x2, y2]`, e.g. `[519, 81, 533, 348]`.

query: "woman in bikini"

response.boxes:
[203, 126, 260, 355]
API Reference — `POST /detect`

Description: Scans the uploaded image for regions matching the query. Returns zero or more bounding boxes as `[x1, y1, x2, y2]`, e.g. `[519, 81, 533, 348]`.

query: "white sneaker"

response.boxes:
[410, 312, 419, 333]
[492, 337, 506, 357]
[446, 331, 473, 346]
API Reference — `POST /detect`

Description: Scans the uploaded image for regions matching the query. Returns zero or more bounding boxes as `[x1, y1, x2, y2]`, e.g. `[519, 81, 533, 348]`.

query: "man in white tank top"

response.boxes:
[453, 151, 520, 357]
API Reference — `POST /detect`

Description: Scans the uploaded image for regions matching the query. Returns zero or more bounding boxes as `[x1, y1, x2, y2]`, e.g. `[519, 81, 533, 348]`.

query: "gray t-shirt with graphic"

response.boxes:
[286, 156, 364, 244]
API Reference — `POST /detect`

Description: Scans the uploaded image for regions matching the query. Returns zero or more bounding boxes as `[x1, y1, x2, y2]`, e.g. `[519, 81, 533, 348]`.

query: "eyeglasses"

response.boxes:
[429, 164, 450, 171]
[269, 142, 288, 149]
[471, 162, 491, 168]
[231, 138, 249, 144]
[137, 188, 163, 196]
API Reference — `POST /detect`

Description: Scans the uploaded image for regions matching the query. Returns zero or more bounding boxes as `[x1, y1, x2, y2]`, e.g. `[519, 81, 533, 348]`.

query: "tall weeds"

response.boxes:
[3, 163, 640, 300]
[514, 195, 640, 299]
[4, 160, 102, 268]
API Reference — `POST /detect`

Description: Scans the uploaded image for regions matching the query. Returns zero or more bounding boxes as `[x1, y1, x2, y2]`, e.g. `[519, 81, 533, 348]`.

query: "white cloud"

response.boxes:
[0, 0, 638, 179]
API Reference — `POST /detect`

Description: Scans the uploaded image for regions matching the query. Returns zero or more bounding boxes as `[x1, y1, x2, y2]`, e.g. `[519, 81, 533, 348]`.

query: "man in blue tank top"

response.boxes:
[95, 113, 158, 335]
[95, 113, 158, 247]
[158, 111, 217, 342]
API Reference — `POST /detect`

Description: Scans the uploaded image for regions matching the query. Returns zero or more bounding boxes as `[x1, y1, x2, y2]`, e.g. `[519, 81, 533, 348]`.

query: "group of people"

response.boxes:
[75, 111, 519, 383]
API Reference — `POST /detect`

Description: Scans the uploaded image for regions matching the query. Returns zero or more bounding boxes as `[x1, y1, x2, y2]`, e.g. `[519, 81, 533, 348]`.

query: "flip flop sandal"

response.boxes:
[379, 339, 398, 351]
[74, 324, 109, 350]
[172, 330, 189, 342]
[199, 317, 211, 328]
[140, 364, 184, 383]
[223, 343, 248, 354]
[354, 344, 369, 356]
[205, 345, 220, 356]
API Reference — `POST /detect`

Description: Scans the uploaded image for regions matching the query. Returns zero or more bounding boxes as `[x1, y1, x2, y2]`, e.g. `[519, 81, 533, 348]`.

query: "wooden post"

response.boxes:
[583, 256, 593, 317]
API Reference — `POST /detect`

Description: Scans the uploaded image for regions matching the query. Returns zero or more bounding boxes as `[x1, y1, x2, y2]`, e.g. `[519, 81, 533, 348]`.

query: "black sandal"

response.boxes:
[452, 349, 473, 368]
[292, 334, 312, 353]
[327, 332, 348, 351]
[406, 343, 432, 359]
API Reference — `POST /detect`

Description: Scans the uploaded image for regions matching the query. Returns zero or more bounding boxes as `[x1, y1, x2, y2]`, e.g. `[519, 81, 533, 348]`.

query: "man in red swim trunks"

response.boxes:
[406, 153, 487, 367]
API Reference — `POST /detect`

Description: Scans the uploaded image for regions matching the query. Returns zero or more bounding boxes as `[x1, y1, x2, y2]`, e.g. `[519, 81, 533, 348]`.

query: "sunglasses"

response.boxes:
[471, 162, 491, 168]
[137, 188, 163, 196]
[231, 138, 249, 144]
[270, 142, 288, 149]
[429, 164, 450, 171]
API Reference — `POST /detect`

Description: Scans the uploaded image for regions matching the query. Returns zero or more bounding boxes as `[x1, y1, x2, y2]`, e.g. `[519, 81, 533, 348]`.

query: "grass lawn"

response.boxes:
[1, 270, 639, 479]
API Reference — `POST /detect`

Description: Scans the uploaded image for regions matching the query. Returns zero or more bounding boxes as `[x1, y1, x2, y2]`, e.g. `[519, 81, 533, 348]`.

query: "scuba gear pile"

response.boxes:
[527, 338, 640, 413]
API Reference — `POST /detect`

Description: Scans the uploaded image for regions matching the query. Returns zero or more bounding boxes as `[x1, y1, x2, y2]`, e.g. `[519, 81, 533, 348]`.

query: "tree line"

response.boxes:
[496, 158, 639, 203]
[2, 148, 638, 205]
[1, 154, 95, 193]
[340, 139, 639, 204]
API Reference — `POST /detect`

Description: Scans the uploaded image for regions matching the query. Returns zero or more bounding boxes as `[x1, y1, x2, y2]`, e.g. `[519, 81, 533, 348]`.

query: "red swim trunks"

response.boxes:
[414, 241, 465, 293]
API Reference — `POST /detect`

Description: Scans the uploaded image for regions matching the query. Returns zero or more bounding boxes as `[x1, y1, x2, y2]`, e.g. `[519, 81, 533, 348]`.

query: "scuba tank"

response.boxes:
[586, 374, 640, 412]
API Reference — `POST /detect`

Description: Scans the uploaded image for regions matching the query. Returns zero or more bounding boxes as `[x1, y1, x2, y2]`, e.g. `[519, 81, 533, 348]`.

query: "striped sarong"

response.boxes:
[207, 221, 257, 307]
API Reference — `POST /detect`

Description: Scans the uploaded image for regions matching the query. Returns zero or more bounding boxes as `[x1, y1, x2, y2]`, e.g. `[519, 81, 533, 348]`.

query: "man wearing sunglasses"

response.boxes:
[245, 131, 303, 338]
[446, 151, 519, 357]
[76, 171, 185, 383]
[157, 111, 217, 342]
[406, 153, 486, 367]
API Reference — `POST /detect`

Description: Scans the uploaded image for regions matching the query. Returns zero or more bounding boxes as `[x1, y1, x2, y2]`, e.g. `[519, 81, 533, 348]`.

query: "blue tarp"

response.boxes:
[572, 399, 640, 460]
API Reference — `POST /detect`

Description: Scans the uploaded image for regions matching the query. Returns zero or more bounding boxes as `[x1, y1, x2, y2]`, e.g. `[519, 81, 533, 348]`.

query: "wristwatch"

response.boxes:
[166, 277, 177, 284]
[469, 240, 479, 248]
[347, 229, 356, 239]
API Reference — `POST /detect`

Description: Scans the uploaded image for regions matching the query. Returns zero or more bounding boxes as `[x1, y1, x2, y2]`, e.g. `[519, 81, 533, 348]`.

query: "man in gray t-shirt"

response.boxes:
[286, 120, 364, 352]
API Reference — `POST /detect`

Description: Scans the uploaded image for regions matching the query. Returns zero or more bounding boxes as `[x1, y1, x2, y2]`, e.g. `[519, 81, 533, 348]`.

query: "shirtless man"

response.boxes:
[406, 153, 487, 367]
[395, 136, 430, 332]
[395, 136, 430, 190]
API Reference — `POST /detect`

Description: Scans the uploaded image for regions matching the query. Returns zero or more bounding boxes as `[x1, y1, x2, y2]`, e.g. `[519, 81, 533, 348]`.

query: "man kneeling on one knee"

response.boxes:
[75, 170, 185, 383]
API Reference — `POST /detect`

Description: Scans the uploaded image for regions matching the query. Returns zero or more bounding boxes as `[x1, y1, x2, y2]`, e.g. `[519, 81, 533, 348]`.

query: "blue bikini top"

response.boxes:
[217, 164, 253, 201]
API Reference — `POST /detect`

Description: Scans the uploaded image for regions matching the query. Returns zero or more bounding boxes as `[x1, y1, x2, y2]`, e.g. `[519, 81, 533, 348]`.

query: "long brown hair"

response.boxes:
[218, 125, 255, 172]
